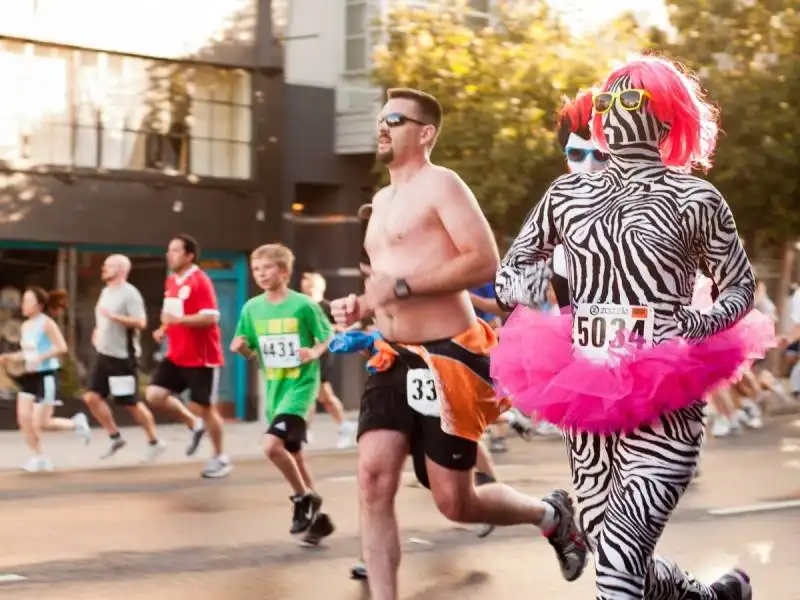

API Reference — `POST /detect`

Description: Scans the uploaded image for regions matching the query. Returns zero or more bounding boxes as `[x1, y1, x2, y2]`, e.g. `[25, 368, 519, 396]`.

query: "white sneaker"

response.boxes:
[22, 456, 53, 473]
[335, 421, 357, 449]
[738, 400, 763, 429]
[72, 413, 91, 444]
[142, 441, 167, 464]
[711, 416, 732, 438]
[201, 455, 233, 479]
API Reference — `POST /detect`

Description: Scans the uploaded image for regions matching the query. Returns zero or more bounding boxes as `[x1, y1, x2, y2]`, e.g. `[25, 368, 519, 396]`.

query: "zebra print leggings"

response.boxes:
[566, 403, 719, 600]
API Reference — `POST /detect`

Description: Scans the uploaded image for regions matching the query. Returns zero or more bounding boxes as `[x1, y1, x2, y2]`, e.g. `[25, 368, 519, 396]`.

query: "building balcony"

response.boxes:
[335, 83, 382, 155]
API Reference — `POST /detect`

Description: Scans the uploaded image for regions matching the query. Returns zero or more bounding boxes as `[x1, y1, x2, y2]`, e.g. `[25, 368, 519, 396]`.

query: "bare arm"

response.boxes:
[109, 314, 147, 330]
[494, 184, 561, 311]
[404, 170, 499, 296]
[40, 318, 68, 361]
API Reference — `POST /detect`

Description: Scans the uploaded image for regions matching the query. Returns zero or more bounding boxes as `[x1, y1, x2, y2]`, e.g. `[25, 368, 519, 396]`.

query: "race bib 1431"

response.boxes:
[573, 303, 655, 361]
[406, 368, 440, 417]
[259, 334, 301, 368]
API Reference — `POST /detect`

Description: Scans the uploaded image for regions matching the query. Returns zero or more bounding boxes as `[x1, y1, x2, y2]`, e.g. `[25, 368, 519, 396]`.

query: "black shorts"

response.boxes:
[319, 353, 334, 384]
[787, 341, 800, 354]
[151, 358, 219, 407]
[15, 370, 59, 404]
[87, 353, 140, 406]
[266, 413, 308, 454]
[357, 353, 478, 489]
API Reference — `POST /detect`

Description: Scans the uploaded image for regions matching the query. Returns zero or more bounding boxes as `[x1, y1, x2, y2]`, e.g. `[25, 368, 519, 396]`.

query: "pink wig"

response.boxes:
[591, 55, 719, 171]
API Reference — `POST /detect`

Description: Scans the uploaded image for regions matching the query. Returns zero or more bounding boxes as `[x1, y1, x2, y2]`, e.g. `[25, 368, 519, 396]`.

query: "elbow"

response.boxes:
[479, 256, 500, 286]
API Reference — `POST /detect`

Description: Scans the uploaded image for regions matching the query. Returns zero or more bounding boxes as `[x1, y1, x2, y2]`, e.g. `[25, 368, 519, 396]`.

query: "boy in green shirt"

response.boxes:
[230, 244, 334, 541]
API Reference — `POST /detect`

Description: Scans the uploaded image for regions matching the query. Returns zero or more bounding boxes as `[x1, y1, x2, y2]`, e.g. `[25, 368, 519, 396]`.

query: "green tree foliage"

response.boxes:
[371, 0, 646, 234]
[659, 1, 800, 251]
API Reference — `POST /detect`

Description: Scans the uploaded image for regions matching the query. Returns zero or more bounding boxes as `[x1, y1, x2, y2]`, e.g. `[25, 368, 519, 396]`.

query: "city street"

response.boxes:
[0, 415, 798, 599]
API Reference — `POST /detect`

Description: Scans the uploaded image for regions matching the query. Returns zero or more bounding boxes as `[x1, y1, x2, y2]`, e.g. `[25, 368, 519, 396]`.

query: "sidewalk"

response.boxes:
[0, 411, 360, 473]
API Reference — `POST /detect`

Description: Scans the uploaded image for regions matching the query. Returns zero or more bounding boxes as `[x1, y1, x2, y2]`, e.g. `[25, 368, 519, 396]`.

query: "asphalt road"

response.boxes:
[0, 416, 798, 599]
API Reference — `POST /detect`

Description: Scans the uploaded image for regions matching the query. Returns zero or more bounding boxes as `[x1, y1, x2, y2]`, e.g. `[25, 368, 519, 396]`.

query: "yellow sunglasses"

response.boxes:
[593, 89, 652, 114]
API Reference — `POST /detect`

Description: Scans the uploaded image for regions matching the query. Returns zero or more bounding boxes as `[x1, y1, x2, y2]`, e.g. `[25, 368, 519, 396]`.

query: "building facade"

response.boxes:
[0, 0, 284, 424]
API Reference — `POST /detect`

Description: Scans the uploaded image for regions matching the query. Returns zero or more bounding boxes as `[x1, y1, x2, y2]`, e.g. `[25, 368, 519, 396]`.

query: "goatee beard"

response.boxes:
[376, 148, 394, 164]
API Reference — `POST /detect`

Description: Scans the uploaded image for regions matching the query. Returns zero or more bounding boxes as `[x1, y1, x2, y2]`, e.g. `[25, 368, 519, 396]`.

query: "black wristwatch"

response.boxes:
[394, 278, 412, 299]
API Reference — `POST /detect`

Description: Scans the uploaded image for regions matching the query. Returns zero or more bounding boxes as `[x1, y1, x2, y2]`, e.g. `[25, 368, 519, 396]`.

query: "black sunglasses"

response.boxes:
[378, 112, 430, 128]
[565, 147, 610, 163]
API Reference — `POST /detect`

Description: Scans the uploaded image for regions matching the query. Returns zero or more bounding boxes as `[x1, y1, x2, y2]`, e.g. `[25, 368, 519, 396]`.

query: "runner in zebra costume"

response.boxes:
[493, 56, 754, 600]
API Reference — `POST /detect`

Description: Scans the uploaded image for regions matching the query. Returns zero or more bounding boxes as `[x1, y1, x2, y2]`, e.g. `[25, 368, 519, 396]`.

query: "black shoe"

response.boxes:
[300, 512, 335, 547]
[186, 426, 206, 456]
[541, 489, 588, 582]
[350, 560, 368, 580]
[290, 492, 322, 535]
[711, 569, 752, 600]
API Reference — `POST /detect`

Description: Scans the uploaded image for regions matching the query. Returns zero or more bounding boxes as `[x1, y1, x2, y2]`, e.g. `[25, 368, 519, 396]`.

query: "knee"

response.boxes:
[83, 391, 101, 407]
[358, 459, 397, 510]
[144, 386, 165, 406]
[263, 436, 286, 461]
[431, 488, 471, 522]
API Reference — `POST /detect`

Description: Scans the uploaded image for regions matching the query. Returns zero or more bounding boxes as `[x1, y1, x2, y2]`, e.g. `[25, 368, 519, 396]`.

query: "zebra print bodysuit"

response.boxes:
[495, 76, 755, 600]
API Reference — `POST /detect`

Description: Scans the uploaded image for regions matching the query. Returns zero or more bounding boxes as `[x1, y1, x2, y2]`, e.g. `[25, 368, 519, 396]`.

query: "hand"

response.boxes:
[298, 347, 318, 364]
[675, 306, 705, 339]
[27, 354, 42, 368]
[230, 336, 250, 355]
[0, 355, 6, 365]
[153, 328, 166, 344]
[361, 264, 396, 310]
[777, 335, 791, 349]
[331, 294, 363, 328]
[98, 307, 114, 320]
[161, 312, 182, 326]
[497, 262, 552, 309]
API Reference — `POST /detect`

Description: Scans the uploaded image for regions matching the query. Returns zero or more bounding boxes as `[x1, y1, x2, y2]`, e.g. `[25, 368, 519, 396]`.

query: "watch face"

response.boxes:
[395, 280, 410, 298]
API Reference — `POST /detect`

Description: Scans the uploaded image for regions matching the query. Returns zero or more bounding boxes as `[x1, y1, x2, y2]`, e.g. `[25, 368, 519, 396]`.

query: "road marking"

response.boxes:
[0, 574, 27, 583]
[707, 499, 800, 517]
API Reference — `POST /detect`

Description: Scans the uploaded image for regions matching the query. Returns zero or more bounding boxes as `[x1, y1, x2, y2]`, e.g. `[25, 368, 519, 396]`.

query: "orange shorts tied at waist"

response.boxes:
[367, 319, 510, 442]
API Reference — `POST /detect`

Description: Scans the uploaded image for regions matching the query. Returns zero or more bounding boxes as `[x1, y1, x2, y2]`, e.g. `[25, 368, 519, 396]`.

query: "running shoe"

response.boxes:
[186, 420, 206, 456]
[541, 489, 588, 582]
[72, 413, 91, 444]
[711, 569, 752, 600]
[101, 436, 127, 459]
[201, 455, 233, 479]
[142, 440, 167, 464]
[290, 492, 322, 534]
[300, 512, 335, 547]
[350, 561, 368, 580]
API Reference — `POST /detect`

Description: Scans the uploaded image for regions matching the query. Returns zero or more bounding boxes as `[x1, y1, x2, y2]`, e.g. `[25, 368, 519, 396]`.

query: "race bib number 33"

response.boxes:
[259, 334, 301, 368]
[406, 368, 440, 417]
[573, 303, 655, 361]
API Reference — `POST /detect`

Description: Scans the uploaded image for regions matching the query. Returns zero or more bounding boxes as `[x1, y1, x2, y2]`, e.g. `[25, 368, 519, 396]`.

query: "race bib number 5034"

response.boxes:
[573, 303, 655, 361]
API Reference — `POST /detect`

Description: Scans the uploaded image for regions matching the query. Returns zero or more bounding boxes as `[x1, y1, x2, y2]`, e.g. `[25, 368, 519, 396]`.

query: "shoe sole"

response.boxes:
[186, 430, 206, 457]
[202, 465, 233, 479]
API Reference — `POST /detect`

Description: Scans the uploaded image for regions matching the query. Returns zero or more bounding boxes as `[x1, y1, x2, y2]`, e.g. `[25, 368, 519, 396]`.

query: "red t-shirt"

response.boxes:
[162, 266, 224, 368]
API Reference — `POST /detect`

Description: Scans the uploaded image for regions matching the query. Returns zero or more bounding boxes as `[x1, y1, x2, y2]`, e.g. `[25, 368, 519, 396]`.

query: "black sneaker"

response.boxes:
[300, 512, 335, 547]
[541, 489, 588, 582]
[101, 437, 127, 459]
[290, 492, 322, 534]
[350, 560, 368, 580]
[711, 569, 752, 600]
[186, 426, 206, 456]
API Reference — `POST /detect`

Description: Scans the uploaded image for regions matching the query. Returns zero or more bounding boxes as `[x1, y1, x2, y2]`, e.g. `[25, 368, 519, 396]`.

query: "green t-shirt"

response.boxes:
[235, 290, 333, 420]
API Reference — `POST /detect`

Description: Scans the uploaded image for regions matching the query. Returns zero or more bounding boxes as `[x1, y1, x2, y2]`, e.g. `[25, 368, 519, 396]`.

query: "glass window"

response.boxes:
[0, 41, 253, 179]
[345, 0, 369, 73]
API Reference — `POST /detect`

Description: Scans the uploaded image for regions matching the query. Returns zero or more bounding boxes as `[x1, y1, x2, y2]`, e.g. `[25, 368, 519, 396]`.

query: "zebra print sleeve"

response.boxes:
[677, 195, 755, 338]
[494, 187, 559, 310]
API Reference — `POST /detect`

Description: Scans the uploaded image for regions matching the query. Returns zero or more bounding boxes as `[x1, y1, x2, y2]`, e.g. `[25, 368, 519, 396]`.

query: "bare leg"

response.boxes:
[200, 405, 224, 456]
[36, 404, 77, 431]
[318, 382, 345, 426]
[83, 391, 120, 434]
[145, 385, 199, 429]
[475, 440, 498, 479]
[264, 434, 308, 495]
[16, 394, 39, 454]
[292, 450, 315, 490]
[126, 403, 159, 442]
[358, 430, 408, 600]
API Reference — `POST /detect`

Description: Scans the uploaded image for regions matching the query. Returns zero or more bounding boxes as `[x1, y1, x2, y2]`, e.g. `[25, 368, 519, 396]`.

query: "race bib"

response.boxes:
[406, 368, 440, 417]
[259, 334, 301, 368]
[573, 303, 655, 361]
[162, 297, 184, 318]
[109, 375, 136, 397]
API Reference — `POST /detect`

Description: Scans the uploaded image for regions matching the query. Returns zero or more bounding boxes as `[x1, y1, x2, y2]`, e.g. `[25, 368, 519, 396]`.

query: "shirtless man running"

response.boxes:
[331, 88, 586, 600]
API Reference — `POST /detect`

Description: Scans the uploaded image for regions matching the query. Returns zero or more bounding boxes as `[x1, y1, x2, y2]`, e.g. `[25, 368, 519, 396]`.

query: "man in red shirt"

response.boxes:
[146, 234, 232, 479]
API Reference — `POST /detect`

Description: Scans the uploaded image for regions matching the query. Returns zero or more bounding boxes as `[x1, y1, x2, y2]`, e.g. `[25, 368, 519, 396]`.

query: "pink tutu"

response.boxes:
[491, 307, 755, 434]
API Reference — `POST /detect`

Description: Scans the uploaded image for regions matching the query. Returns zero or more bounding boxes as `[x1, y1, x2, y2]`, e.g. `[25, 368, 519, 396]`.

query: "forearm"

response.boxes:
[112, 315, 146, 330]
[495, 260, 553, 312]
[406, 253, 498, 297]
[177, 313, 217, 328]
